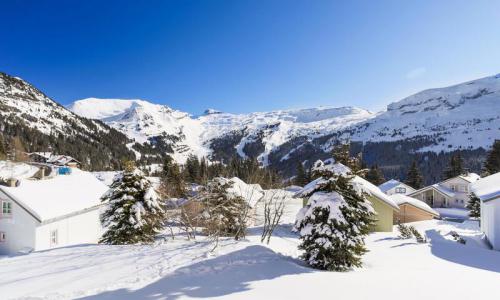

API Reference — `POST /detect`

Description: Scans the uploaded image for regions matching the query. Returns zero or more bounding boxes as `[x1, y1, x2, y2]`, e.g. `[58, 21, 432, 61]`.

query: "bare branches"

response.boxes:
[261, 190, 286, 244]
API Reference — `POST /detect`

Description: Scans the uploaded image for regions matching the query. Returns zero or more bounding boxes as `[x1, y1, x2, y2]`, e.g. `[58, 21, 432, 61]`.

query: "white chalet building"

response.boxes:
[409, 173, 480, 208]
[471, 172, 500, 250]
[378, 179, 416, 196]
[0, 169, 108, 255]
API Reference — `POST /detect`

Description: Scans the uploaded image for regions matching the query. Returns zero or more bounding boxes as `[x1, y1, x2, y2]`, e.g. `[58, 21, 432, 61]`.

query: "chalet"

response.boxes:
[379, 179, 416, 196]
[0, 169, 108, 255]
[296, 161, 400, 232]
[408, 173, 480, 208]
[390, 194, 439, 224]
[28, 152, 81, 168]
[470, 172, 500, 250]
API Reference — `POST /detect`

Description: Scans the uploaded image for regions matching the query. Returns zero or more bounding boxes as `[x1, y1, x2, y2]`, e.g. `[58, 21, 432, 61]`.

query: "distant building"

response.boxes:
[0, 169, 107, 255]
[378, 179, 416, 196]
[390, 194, 439, 224]
[409, 173, 480, 208]
[28, 152, 81, 168]
[471, 172, 500, 250]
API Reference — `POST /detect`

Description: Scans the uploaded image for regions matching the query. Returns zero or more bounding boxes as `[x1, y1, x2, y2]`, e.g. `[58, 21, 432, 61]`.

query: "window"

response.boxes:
[459, 185, 467, 192]
[451, 185, 457, 191]
[395, 187, 407, 194]
[2, 201, 12, 215]
[0, 232, 5, 242]
[50, 230, 58, 246]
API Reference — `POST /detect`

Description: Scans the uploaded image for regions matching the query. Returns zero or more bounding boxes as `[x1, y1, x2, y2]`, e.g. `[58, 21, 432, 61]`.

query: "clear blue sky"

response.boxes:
[1, 0, 500, 114]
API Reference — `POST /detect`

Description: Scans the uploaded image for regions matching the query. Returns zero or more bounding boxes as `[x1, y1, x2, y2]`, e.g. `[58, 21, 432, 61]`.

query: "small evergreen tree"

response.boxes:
[0, 134, 6, 160]
[295, 163, 375, 271]
[199, 178, 249, 243]
[405, 161, 424, 189]
[160, 155, 186, 198]
[365, 165, 385, 186]
[100, 162, 165, 244]
[443, 153, 464, 180]
[294, 162, 308, 186]
[484, 140, 500, 176]
[466, 193, 481, 220]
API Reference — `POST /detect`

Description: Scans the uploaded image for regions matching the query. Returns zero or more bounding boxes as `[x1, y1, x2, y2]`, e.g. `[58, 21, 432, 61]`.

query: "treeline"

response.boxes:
[158, 154, 282, 198]
[0, 117, 136, 170]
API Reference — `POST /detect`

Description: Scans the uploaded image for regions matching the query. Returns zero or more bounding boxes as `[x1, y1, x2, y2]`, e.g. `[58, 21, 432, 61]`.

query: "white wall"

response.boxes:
[0, 195, 39, 255]
[35, 207, 103, 252]
[441, 178, 470, 208]
[482, 200, 500, 250]
[386, 184, 415, 196]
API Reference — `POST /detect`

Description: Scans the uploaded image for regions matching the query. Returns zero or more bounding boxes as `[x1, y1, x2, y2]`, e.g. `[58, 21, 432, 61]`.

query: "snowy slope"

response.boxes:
[0, 73, 108, 136]
[1, 220, 499, 300]
[70, 98, 373, 164]
[68, 73, 500, 166]
[350, 74, 500, 151]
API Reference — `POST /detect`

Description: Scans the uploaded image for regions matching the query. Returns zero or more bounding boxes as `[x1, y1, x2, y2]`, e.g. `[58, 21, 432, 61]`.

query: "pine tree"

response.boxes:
[184, 154, 201, 183]
[0, 134, 6, 160]
[294, 162, 308, 186]
[160, 156, 186, 198]
[443, 153, 464, 179]
[484, 140, 500, 175]
[199, 178, 249, 241]
[466, 193, 481, 220]
[405, 161, 423, 189]
[295, 163, 375, 271]
[100, 162, 165, 244]
[365, 165, 385, 186]
[332, 142, 365, 176]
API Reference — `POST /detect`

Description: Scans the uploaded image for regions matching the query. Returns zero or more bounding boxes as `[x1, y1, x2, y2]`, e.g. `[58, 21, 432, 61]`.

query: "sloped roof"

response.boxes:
[352, 176, 400, 211]
[409, 184, 456, 198]
[458, 173, 481, 183]
[294, 161, 399, 211]
[470, 172, 500, 202]
[0, 169, 108, 221]
[390, 194, 439, 216]
[378, 179, 414, 193]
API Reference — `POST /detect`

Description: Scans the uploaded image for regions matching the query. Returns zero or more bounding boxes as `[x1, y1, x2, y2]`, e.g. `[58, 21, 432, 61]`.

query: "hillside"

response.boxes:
[0, 72, 135, 170]
[69, 74, 500, 181]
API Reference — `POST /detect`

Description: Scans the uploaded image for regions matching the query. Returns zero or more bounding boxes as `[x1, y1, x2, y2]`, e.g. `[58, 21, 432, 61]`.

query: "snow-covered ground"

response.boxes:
[2, 214, 500, 299]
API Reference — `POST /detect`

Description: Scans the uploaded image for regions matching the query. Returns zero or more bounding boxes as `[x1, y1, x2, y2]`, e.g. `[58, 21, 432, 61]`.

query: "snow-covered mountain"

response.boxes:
[349, 74, 500, 152]
[69, 98, 373, 164]
[0, 72, 135, 170]
[69, 73, 500, 168]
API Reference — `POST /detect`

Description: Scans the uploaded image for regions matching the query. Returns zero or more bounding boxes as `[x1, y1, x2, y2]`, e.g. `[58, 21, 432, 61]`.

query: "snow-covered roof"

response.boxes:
[352, 176, 400, 211]
[389, 194, 439, 216]
[470, 172, 500, 202]
[0, 169, 108, 222]
[410, 184, 456, 198]
[458, 173, 480, 183]
[0, 161, 39, 180]
[217, 177, 265, 207]
[47, 155, 80, 165]
[378, 179, 411, 193]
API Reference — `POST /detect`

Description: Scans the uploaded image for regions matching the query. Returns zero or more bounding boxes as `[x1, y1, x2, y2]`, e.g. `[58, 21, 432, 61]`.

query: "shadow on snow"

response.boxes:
[77, 245, 311, 300]
[426, 229, 500, 273]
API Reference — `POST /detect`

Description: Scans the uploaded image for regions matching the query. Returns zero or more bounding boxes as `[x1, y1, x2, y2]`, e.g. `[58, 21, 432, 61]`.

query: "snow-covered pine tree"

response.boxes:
[100, 165, 165, 245]
[466, 192, 481, 220]
[199, 178, 249, 242]
[295, 162, 375, 271]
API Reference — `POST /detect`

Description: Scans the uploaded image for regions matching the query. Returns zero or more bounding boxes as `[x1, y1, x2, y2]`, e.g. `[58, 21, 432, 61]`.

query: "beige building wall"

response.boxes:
[393, 204, 436, 224]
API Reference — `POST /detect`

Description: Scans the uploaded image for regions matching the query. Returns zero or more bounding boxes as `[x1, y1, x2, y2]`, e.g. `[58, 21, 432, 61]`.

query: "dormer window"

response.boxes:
[2, 201, 12, 215]
[395, 187, 407, 194]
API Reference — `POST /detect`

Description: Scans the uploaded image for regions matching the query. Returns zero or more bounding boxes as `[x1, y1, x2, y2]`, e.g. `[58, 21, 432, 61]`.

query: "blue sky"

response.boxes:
[1, 0, 500, 114]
